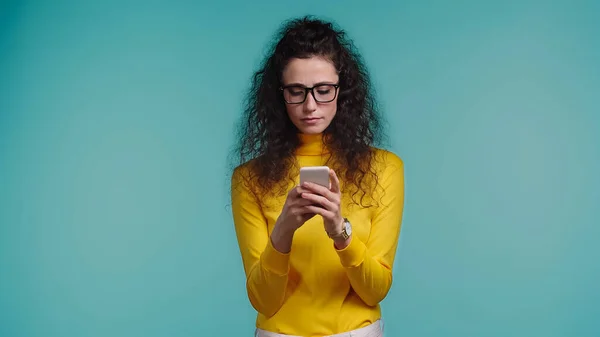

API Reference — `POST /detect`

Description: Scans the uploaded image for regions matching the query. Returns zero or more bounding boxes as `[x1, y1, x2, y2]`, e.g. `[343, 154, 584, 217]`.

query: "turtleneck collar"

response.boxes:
[296, 133, 331, 156]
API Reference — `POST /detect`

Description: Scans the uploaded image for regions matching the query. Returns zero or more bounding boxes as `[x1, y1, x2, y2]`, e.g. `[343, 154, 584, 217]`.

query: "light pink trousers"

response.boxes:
[255, 319, 384, 337]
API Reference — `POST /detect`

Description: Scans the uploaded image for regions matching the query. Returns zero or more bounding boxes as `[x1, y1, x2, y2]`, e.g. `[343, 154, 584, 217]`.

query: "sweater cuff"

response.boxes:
[261, 238, 290, 276]
[335, 235, 366, 268]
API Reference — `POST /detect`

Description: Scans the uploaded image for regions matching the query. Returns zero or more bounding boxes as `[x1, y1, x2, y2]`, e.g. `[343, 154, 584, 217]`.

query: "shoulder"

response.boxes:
[369, 148, 404, 202]
[371, 147, 404, 176]
[230, 159, 256, 193]
[231, 158, 256, 182]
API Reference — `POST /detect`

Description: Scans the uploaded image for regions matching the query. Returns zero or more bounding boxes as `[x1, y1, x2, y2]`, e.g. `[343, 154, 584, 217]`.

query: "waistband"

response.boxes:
[255, 319, 383, 337]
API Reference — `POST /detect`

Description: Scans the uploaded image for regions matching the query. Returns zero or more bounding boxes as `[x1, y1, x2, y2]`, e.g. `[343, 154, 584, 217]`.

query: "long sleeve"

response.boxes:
[230, 167, 290, 318]
[335, 154, 405, 306]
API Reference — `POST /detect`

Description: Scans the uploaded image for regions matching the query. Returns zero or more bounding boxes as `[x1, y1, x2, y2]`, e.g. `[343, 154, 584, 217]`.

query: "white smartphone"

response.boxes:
[299, 166, 330, 188]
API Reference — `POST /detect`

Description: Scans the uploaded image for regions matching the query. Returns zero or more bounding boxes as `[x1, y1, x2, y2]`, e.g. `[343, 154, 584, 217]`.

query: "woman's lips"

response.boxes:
[301, 117, 322, 125]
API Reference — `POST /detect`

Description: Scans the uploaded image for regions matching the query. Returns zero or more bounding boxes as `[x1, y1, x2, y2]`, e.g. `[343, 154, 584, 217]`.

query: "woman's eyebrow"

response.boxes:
[282, 81, 338, 87]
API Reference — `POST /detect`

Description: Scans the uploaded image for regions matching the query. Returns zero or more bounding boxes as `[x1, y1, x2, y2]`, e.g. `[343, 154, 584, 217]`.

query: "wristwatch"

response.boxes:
[328, 218, 352, 241]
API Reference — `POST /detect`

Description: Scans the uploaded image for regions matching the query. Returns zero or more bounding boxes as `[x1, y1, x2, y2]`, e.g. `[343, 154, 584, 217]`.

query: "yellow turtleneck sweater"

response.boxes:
[231, 133, 405, 336]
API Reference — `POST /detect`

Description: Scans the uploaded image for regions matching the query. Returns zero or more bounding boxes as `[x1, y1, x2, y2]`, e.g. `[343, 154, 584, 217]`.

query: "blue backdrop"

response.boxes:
[1, 1, 598, 336]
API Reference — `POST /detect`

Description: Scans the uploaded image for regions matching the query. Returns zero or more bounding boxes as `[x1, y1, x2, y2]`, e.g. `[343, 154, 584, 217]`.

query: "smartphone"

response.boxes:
[299, 166, 330, 188]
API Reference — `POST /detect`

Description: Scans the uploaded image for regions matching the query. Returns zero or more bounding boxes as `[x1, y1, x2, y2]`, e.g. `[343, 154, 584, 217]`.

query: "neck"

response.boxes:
[296, 133, 330, 156]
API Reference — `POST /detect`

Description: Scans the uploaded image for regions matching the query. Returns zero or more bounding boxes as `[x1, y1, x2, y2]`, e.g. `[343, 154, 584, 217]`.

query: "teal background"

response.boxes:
[1, 0, 598, 336]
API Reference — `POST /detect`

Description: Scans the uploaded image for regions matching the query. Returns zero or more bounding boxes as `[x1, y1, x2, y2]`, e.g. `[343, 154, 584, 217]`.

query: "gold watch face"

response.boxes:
[345, 221, 352, 236]
[330, 219, 351, 239]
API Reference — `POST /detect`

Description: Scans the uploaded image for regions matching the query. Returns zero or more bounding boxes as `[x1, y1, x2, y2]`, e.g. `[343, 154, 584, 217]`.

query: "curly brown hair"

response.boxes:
[231, 16, 387, 207]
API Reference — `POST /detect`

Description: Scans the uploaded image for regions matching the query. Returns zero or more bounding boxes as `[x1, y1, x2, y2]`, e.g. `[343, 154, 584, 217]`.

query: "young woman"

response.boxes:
[230, 16, 405, 337]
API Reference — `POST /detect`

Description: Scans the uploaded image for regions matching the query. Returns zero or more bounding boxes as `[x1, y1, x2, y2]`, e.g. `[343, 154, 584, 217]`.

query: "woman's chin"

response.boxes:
[296, 124, 329, 135]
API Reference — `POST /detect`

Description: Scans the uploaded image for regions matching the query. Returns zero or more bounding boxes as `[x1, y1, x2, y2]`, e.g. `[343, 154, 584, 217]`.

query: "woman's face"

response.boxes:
[281, 56, 339, 134]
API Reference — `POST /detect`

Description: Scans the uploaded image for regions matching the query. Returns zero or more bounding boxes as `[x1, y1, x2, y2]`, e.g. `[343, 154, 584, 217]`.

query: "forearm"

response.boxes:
[245, 235, 291, 317]
[245, 226, 295, 317]
[336, 236, 393, 306]
[270, 221, 295, 254]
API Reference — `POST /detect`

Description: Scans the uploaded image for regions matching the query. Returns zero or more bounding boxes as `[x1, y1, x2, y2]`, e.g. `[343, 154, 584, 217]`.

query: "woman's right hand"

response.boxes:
[270, 186, 315, 253]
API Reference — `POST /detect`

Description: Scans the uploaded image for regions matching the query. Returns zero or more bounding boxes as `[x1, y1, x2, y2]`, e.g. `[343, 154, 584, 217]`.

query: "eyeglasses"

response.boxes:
[280, 83, 340, 104]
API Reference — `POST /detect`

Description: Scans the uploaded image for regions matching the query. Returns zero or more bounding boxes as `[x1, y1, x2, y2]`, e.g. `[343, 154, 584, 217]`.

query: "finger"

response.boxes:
[300, 183, 340, 207]
[297, 205, 318, 216]
[295, 197, 317, 207]
[329, 169, 341, 194]
[290, 185, 308, 198]
[300, 192, 336, 211]
[303, 205, 334, 218]
[288, 186, 299, 197]
[301, 181, 334, 200]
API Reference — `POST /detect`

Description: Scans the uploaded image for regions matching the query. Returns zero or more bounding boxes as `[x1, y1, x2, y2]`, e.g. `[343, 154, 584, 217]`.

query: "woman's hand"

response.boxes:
[271, 185, 316, 253]
[299, 169, 345, 236]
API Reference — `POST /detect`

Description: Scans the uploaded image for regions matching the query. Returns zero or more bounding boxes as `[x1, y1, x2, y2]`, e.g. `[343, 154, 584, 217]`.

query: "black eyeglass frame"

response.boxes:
[279, 83, 340, 104]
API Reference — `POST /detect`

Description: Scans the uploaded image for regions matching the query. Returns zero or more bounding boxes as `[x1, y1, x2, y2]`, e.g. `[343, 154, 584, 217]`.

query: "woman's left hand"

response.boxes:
[300, 168, 344, 236]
